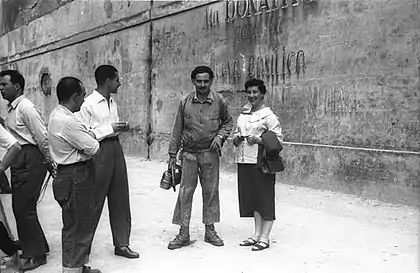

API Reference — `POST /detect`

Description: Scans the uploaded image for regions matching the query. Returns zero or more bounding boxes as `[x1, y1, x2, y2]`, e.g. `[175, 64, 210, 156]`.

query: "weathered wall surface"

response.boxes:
[0, 0, 419, 206]
[0, 0, 152, 156]
[0, 0, 74, 36]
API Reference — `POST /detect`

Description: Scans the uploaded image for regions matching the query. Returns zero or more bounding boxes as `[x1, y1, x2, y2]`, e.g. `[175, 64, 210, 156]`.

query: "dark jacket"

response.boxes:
[257, 130, 284, 173]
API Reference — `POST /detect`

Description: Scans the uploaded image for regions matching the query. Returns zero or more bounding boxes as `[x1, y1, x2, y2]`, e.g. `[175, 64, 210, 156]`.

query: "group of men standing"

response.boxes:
[0, 64, 235, 272]
[0, 65, 138, 273]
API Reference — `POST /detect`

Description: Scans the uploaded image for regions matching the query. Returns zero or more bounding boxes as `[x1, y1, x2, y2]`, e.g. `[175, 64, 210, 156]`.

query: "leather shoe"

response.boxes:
[20, 255, 47, 272]
[114, 246, 139, 259]
[82, 265, 102, 273]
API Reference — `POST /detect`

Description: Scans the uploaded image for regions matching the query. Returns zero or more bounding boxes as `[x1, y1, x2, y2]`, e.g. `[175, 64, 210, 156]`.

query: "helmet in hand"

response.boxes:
[160, 164, 182, 191]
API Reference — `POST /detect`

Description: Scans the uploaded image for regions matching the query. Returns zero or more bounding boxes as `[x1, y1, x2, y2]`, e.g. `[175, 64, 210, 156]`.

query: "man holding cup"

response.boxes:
[77, 65, 139, 259]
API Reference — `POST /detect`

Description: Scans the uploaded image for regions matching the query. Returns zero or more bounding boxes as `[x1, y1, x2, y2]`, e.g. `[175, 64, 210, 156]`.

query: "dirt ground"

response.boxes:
[1, 157, 418, 273]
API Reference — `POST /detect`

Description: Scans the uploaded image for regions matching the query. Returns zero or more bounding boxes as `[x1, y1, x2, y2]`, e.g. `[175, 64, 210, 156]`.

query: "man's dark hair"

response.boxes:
[94, 65, 118, 85]
[56, 77, 84, 102]
[191, 66, 214, 80]
[0, 70, 25, 91]
[245, 78, 267, 94]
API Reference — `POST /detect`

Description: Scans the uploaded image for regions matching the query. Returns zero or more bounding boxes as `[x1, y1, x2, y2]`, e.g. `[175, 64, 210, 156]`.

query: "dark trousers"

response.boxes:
[10, 144, 49, 258]
[0, 221, 17, 256]
[53, 161, 96, 269]
[172, 150, 220, 226]
[90, 137, 131, 248]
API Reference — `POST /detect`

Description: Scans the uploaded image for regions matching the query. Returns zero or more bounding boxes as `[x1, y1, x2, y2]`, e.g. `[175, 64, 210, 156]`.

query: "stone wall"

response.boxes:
[0, 0, 419, 206]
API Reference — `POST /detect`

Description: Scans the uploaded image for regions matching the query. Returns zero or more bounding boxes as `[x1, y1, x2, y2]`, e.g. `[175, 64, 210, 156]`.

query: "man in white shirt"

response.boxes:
[77, 65, 138, 259]
[0, 124, 21, 258]
[0, 70, 51, 271]
[48, 76, 101, 273]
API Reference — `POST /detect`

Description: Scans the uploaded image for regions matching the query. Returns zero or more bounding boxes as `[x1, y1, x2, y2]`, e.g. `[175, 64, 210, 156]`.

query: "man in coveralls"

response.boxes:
[77, 65, 139, 259]
[48, 76, 101, 273]
[0, 70, 52, 271]
[167, 65, 233, 250]
[0, 123, 21, 258]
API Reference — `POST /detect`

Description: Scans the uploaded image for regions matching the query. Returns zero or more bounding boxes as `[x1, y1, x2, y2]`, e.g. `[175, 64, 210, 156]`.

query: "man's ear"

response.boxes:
[14, 83, 21, 90]
[70, 92, 79, 102]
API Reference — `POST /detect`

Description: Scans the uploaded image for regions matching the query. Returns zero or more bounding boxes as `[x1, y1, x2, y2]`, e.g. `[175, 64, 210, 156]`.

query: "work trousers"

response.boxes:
[90, 137, 131, 248]
[10, 144, 49, 258]
[52, 161, 96, 272]
[172, 149, 220, 226]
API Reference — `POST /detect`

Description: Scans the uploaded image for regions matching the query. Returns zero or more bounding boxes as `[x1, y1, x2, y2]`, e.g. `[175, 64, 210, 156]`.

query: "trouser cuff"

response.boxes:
[63, 267, 83, 273]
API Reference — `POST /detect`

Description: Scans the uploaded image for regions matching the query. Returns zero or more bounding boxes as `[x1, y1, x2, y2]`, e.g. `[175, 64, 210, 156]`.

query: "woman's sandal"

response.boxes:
[239, 238, 258, 246]
[251, 241, 270, 251]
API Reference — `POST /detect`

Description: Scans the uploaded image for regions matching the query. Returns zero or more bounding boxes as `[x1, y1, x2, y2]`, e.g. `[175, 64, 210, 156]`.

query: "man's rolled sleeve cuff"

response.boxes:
[85, 142, 100, 157]
[92, 125, 114, 141]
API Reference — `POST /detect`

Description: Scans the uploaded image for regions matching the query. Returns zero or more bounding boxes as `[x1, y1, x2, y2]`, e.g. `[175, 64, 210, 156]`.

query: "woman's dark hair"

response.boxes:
[191, 66, 214, 80]
[245, 78, 266, 94]
[56, 77, 83, 102]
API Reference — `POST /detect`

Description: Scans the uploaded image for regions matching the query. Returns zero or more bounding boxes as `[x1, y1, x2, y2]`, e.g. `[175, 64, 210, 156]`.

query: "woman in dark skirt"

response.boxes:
[233, 78, 283, 251]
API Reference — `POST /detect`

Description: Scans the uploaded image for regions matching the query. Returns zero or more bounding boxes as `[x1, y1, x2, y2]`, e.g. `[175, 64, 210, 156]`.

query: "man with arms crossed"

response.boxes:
[77, 65, 138, 259]
[167, 65, 233, 250]
[48, 76, 101, 273]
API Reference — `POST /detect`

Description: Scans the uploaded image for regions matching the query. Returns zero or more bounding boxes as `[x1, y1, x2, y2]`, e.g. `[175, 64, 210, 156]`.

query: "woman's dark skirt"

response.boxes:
[237, 163, 276, 221]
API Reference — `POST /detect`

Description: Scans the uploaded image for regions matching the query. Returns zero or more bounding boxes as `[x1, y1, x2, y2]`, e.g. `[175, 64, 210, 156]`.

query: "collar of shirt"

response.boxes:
[241, 103, 272, 119]
[7, 95, 25, 112]
[192, 90, 215, 104]
[56, 104, 73, 116]
[90, 90, 114, 104]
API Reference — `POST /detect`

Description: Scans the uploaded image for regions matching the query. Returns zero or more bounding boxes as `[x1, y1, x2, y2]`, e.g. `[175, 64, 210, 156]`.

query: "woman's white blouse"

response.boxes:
[234, 104, 283, 164]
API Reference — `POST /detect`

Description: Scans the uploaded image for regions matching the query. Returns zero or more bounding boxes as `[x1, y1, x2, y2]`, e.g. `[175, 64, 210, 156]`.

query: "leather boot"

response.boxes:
[204, 224, 224, 246]
[167, 226, 190, 250]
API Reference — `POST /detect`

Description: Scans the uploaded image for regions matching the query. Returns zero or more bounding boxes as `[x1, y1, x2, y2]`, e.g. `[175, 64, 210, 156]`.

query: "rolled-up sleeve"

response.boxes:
[64, 118, 99, 157]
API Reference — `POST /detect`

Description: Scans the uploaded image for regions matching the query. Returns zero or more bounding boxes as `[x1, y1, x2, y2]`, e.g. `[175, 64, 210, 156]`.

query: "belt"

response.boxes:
[182, 142, 211, 152]
[182, 147, 212, 153]
[57, 160, 91, 170]
[100, 136, 119, 143]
